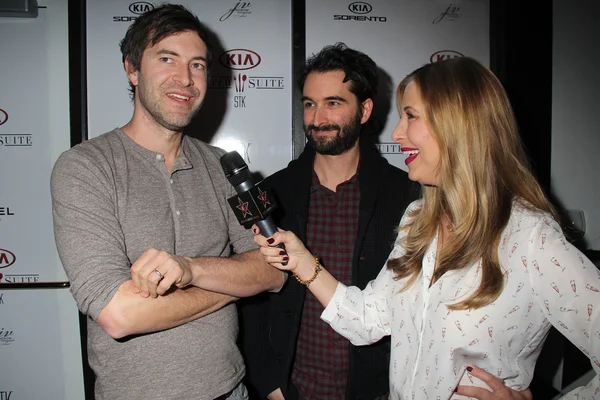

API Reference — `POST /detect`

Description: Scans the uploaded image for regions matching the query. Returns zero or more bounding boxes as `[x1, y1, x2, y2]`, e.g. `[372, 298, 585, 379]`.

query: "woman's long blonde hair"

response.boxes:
[387, 57, 557, 310]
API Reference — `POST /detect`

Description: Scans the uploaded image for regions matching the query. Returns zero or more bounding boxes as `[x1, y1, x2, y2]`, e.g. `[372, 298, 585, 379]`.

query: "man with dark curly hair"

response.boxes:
[241, 43, 418, 400]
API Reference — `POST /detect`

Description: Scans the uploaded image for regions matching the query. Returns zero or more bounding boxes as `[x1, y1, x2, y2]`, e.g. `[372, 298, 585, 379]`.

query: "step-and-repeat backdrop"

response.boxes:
[86, 1, 490, 178]
[86, 0, 293, 180]
[0, 0, 85, 399]
[306, 0, 490, 171]
[1, 1, 489, 398]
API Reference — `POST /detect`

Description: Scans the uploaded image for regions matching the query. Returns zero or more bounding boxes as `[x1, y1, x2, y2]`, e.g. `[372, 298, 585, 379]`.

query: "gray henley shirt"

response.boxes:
[51, 128, 255, 400]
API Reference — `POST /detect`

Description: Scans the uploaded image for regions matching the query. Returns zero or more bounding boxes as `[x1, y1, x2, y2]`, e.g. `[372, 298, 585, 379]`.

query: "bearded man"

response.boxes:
[240, 43, 418, 400]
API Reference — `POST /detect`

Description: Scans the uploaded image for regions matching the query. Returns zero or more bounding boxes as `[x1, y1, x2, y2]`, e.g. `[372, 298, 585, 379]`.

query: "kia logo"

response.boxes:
[129, 2, 154, 15]
[0, 249, 15, 269]
[219, 49, 261, 71]
[348, 2, 372, 14]
[430, 50, 464, 63]
[0, 109, 7, 126]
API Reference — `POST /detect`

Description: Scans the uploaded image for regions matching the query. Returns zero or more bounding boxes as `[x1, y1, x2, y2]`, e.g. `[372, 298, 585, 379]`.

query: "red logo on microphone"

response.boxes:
[236, 198, 253, 218]
[256, 187, 271, 208]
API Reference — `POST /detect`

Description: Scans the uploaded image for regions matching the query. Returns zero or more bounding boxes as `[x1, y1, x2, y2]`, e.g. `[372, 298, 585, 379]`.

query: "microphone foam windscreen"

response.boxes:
[220, 151, 252, 187]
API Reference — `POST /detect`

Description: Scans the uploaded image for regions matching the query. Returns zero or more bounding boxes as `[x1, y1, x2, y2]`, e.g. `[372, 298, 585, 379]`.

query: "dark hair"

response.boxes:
[299, 42, 378, 103]
[119, 3, 212, 98]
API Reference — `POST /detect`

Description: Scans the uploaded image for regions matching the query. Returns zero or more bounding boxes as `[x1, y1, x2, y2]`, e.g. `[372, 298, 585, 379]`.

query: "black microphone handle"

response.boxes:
[255, 215, 285, 250]
[234, 180, 254, 193]
[255, 215, 277, 238]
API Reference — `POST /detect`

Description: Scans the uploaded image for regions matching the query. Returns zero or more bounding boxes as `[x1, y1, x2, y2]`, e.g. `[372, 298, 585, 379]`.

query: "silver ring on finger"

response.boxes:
[153, 269, 163, 280]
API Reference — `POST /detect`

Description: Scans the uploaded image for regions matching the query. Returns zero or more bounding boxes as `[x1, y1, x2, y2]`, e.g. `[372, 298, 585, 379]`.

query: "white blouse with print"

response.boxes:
[321, 200, 600, 400]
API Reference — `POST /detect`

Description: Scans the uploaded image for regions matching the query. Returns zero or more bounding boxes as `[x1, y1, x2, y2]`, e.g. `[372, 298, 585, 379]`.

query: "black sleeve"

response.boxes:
[239, 293, 281, 398]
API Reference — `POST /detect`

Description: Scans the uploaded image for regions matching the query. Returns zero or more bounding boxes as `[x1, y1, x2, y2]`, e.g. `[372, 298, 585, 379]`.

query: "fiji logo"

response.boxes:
[348, 2, 372, 14]
[219, 49, 261, 71]
[129, 2, 154, 15]
[430, 50, 464, 63]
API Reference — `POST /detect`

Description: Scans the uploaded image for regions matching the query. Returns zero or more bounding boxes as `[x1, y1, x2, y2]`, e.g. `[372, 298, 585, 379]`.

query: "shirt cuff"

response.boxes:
[268, 270, 289, 293]
[320, 282, 348, 323]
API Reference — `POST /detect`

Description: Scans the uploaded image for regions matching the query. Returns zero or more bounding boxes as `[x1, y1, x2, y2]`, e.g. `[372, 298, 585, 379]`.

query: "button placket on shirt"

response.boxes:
[155, 153, 178, 215]
[169, 155, 193, 219]
[328, 196, 339, 247]
[172, 182, 180, 217]
[409, 234, 438, 391]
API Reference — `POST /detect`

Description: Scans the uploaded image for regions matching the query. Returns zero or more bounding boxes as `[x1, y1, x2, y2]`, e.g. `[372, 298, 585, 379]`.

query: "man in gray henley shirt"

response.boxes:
[50, 4, 284, 400]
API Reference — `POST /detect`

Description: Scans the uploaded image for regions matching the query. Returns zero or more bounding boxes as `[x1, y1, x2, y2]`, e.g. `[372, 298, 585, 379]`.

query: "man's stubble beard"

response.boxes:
[136, 74, 203, 132]
[305, 109, 362, 156]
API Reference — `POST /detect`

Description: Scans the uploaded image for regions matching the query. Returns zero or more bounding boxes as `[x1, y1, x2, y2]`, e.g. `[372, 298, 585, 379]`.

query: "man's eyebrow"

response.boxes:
[300, 95, 348, 103]
[324, 96, 347, 103]
[156, 49, 179, 57]
[156, 49, 208, 62]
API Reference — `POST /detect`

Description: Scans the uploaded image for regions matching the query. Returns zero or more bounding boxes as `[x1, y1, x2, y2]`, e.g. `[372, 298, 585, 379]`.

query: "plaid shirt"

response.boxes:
[292, 170, 360, 400]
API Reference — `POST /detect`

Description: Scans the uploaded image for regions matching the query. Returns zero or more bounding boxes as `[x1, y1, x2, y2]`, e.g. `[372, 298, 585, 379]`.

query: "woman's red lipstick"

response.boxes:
[401, 147, 419, 165]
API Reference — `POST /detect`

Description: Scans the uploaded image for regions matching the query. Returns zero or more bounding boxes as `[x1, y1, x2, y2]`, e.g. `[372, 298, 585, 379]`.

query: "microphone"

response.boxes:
[220, 151, 280, 241]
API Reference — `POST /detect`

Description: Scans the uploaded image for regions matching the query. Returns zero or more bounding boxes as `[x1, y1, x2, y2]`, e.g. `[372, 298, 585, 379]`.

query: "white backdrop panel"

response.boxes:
[0, 0, 84, 398]
[306, 0, 490, 171]
[0, 289, 84, 400]
[0, 0, 72, 282]
[86, 0, 293, 179]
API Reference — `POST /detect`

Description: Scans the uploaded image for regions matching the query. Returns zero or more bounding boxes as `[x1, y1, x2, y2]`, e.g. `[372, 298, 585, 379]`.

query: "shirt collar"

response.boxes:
[310, 167, 360, 194]
[115, 128, 193, 171]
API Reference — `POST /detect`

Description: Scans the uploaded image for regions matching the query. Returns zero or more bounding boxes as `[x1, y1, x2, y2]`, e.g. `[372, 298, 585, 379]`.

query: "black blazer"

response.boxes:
[240, 139, 419, 400]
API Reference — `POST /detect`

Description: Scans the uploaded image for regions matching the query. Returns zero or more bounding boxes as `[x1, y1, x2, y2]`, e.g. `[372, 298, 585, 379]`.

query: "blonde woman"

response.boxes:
[253, 57, 599, 399]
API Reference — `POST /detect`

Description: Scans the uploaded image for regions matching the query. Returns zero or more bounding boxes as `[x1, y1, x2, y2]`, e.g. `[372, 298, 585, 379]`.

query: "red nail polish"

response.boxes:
[466, 366, 473, 372]
[267, 238, 275, 245]
[282, 256, 289, 261]
[279, 250, 287, 255]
